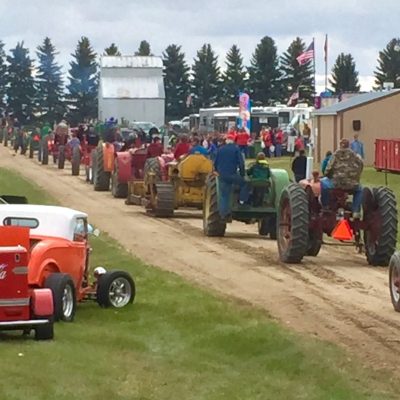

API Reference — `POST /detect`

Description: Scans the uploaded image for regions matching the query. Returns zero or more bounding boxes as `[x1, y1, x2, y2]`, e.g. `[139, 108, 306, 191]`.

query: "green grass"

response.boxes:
[0, 166, 397, 400]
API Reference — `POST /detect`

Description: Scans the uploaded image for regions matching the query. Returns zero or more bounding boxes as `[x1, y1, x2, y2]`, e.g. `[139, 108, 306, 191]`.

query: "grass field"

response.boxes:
[0, 166, 398, 400]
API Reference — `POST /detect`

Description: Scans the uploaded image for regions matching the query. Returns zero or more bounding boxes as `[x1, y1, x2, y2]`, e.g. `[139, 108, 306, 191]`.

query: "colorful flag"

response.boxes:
[238, 92, 251, 132]
[287, 91, 299, 106]
[324, 34, 328, 63]
[296, 41, 314, 66]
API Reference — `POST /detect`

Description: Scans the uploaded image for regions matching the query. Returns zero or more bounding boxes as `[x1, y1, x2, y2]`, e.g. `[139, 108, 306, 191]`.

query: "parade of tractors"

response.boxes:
[1, 118, 400, 344]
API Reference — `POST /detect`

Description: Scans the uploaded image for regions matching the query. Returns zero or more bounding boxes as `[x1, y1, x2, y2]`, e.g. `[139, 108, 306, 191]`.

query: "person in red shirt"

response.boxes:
[275, 128, 284, 157]
[227, 125, 238, 142]
[261, 127, 272, 158]
[174, 135, 191, 159]
[295, 135, 305, 152]
[236, 127, 250, 158]
[147, 136, 163, 158]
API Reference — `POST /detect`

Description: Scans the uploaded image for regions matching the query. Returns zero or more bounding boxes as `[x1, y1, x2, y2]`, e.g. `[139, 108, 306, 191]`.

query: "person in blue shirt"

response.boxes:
[321, 151, 332, 174]
[214, 134, 249, 219]
[189, 137, 208, 156]
[350, 133, 364, 159]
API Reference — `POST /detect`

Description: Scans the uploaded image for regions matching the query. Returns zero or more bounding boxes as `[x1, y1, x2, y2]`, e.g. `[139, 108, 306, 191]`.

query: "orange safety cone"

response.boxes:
[332, 219, 353, 241]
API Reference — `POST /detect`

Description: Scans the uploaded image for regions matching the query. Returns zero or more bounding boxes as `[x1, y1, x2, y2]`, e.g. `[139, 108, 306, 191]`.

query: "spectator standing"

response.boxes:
[147, 136, 164, 158]
[350, 133, 364, 159]
[275, 128, 283, 157]
[321, 151, 332, 175]
[261, 127, 272, 158]
[174, 135, 191, 159]
[291, 149, 307, 182]
[236, 127, 250, 158]
[189, 137, 209, 156]
[302, 123, 311, 148]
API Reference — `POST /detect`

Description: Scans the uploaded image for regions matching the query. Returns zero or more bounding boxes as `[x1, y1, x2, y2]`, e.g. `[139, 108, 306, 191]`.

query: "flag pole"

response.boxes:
[324, 34, 328, 92]
[313, 37, 316, 99]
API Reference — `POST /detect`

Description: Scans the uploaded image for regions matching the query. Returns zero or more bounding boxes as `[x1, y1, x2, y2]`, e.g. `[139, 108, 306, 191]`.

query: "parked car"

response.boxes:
[0, 205, 135, 322]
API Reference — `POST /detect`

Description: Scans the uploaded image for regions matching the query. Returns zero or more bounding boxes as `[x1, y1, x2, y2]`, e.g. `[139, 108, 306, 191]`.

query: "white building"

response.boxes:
[98, 56, 165, 127]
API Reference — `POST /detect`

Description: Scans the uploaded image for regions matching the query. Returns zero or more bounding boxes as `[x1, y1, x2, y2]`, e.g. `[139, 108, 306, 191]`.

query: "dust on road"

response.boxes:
[1, 146, 399, 374]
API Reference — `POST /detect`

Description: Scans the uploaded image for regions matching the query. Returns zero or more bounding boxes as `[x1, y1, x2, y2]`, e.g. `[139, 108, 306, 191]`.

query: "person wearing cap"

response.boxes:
[189, 137, 208, 156]
[214, 133, 249, 219]
[320, 138, 364, 217]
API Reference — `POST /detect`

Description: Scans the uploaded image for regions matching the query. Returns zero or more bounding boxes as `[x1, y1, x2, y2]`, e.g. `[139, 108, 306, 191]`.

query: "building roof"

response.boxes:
[313, 89, 400, 116]
[100, 56, 163, 69]
[100, 76, 165, 99]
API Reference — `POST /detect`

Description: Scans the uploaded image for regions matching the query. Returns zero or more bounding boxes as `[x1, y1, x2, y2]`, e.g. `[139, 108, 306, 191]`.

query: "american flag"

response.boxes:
[296, 41, 314, 66]
[287, 91, 299, 106]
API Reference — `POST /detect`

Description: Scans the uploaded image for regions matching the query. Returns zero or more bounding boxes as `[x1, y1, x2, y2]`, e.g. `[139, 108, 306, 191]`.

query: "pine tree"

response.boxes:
[375, 38, 400, 88]
[104, 43, 121, 56]
[67, 36, 98, 123]
[36, 37, 65, 123]
[135, 40, 151, 56]
[281, 37, 313, 103]
[330, 53, 360, 93]
[248, 36, 281, 105]
[6, 42, 36, 123]
[192, 43, 221, 108]
[0, 41, 7, 113]
[163, 44, 190, 120]
[222, 44, 246, 106]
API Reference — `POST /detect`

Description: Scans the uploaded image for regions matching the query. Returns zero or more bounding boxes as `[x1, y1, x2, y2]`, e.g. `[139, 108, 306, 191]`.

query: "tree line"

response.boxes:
[0, 36, 399, 124]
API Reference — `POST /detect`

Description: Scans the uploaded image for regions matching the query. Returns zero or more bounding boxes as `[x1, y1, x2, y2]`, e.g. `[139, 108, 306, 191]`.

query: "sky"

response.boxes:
[1, 0, 399, 93]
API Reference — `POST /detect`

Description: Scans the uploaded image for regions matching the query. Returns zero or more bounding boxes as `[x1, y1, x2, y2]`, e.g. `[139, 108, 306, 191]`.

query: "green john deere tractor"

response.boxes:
[203, 169, 290, 237]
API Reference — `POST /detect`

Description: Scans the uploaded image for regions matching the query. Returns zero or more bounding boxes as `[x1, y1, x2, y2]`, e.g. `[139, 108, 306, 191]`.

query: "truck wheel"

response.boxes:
[71, 146, 80, 176]
[42, 143, 49, 165]
[97, 270, 135, 308]
[258, 216, 277, 239]
[94, 147, 111, 191]
[58, 145, 65, 169]
[45, 273, 76, 322]
[203, 175, 226, 237]
[389, 252, 400, 312]
[34, 319, 54, 340]
[364, 186, 397, 266]
[111, 159, 128, 198]
[277, 183, 309, 263]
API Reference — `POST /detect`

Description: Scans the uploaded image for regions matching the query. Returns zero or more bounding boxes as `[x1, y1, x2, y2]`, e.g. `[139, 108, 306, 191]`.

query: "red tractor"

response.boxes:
[0, 245, 54, 340]
[277, 182, 397, 265]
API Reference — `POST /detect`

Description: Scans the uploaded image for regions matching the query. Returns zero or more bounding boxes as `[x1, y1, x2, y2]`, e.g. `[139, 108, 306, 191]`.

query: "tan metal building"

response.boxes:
[313, 90, 400, 165]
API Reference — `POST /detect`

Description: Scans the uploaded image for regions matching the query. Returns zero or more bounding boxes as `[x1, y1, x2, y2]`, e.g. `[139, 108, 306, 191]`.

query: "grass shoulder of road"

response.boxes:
[0, 166, 397, 400]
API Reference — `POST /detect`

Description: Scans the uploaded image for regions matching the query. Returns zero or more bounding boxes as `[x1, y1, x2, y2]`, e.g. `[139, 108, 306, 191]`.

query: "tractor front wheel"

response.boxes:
[278, 183, 309, 263]
[364, 186, 397, 266]
[258, 216, 277, 239]
[42, 142, 49, 165]
[203, 175, 226, 237]
[97, 270, 135, 308]
[58, 145, 65, 169]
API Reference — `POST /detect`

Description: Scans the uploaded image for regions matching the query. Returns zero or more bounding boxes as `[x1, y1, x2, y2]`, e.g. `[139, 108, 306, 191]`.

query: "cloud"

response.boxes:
[1, 0, 399, 90]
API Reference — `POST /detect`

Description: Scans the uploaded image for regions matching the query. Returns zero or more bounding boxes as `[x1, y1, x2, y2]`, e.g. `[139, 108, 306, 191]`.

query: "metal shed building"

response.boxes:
[313, 89, 400, 165]
[98, 56, 165, 127]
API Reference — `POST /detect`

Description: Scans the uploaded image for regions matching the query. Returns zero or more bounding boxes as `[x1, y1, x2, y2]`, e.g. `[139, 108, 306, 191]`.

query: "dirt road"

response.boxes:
[1, 146, 399, 373]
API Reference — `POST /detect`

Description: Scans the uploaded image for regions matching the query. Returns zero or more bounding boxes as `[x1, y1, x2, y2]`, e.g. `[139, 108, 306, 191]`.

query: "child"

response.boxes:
[247, 152, 271, 206]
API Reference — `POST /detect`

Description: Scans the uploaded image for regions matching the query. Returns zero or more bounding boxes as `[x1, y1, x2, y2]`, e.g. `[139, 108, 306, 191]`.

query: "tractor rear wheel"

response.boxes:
[278, 183, 309, 263]
[45, 273, 76, 322]
[364, 186, 397, 266]
[258, 216, 277, 239]
[58, 145, 65, 169]
[153, 183, 175, 217]
[389, 252, 400, 312]
[71, 146, 81, 176]
[111, 159, 128, 198]
[203, 175, 226, 237]
[42, 143, 49, 165]
[94, 147, 111, 191]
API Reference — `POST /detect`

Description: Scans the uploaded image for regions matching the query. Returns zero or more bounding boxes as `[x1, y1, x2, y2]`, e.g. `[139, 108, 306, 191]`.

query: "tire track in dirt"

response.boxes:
[1, 146, 399, 375]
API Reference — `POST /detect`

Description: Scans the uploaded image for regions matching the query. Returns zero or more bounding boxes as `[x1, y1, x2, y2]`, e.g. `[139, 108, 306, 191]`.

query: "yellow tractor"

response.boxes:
[143, 154, 213, 217]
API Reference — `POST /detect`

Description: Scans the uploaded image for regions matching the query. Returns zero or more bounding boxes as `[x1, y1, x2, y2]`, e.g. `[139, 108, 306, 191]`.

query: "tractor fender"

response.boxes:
[32, 288, 54, 316]
[270, 169, 291, 209]
[115, 151, 132, 183]
[102, 142, 115, 172]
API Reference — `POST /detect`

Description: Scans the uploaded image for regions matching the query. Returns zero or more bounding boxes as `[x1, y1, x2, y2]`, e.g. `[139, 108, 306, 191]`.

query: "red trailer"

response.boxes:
[375, 139, 400, 173]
